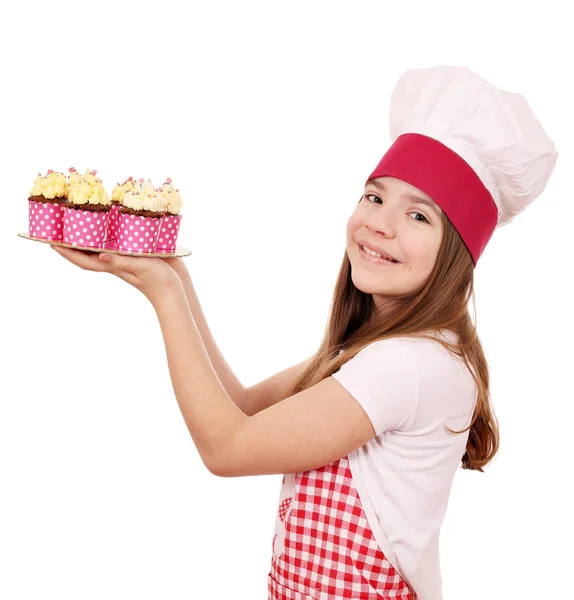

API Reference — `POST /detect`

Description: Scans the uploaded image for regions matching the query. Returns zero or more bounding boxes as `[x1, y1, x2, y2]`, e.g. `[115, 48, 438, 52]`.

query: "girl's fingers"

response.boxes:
[98, 252, 144, 273]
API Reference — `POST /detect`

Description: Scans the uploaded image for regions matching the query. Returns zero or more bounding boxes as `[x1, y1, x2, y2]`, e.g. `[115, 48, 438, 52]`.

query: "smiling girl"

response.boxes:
[51, 65, 558, 600]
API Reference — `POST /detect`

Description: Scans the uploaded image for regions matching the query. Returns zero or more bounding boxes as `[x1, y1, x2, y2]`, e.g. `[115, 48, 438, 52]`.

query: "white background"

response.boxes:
[1, 1, 572, 598]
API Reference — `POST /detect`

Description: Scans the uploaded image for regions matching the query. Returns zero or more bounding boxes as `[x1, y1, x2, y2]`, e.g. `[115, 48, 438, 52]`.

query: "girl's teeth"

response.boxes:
[361, 244, 396, 262]
[362, 244, 383, 258]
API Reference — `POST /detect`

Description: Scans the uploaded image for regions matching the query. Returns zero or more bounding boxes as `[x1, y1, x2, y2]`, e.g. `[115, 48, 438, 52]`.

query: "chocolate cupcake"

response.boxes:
[28, 170, 69, 241]
[62, 169, 111, 248]
[106, 176, 136, 241]
[117, 179, 165, 253]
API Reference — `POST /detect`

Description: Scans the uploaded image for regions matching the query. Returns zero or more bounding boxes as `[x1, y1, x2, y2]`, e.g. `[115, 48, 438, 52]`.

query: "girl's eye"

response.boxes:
[364, 193, 381, 204]
[409, 212, 430, 224]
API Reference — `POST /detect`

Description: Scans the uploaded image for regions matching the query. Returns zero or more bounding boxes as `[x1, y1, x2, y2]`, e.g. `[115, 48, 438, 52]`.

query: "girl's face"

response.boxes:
[346, 176, 444, 308]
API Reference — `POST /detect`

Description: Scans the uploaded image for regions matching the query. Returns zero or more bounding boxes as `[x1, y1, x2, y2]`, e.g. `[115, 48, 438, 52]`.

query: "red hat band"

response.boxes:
[366, 133, 498, 265]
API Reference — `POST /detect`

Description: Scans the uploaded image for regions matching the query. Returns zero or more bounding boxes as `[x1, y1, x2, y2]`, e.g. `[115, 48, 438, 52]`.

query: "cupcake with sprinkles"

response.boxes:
[156, 177, 183, 252]
[106, 176, 136, 241]
[63, 169, 111, 248]
[117, 179, 166, 253]
[28, 169, 69, 241]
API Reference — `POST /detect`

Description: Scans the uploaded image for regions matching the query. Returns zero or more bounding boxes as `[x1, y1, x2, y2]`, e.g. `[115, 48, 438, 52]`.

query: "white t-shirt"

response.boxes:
[330, 331, 477, 600]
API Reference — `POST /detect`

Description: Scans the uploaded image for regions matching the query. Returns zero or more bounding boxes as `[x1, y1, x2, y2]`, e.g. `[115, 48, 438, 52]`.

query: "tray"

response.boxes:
[18, 232, 192, 258]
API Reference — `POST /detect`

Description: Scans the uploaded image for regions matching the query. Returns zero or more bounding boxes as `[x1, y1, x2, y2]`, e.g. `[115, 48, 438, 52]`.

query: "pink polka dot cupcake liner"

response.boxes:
[105, 204, 122, 241]
[155, 215, 182, 253]
[117, 213, 162, 253]
[63, 207, 109, 248]
[29, 200, 65, 241]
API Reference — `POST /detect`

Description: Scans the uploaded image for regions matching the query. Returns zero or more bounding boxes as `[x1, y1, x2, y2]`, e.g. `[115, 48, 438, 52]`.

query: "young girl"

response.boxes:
[51, 65, 558, 599]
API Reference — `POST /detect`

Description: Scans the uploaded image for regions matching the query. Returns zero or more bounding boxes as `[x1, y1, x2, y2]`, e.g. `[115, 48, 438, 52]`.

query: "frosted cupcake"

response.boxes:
[117, 179, 165, 253]
[106, 176, 136, 241]
[156, 178, 183, 252]
[63, 170, 111, 248]
[28, 170, 69, 241]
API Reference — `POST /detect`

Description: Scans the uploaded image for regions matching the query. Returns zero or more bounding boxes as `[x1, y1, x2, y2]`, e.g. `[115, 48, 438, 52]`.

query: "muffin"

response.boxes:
[117, 179, 166, 253]
[28, 170, 69, 241]
[63, 169, 111, 248]
[106, 176, 136, 241]
[156, 178, 183, 253]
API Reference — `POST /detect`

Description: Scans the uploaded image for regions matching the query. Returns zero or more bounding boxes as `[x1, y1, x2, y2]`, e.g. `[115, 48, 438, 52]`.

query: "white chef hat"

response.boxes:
[366, 65, 558, 265]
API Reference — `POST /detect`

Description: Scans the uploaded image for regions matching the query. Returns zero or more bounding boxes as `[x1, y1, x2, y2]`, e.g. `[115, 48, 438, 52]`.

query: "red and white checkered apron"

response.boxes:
[268, 455, 416, 600]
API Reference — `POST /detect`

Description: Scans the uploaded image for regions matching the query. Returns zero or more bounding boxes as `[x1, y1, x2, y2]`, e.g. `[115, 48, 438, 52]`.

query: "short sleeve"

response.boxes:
[330, 339, 419, 435]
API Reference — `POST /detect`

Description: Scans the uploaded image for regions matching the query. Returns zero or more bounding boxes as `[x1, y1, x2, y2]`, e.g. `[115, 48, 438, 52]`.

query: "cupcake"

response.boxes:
[63, 169, 111, 248]
[106, 176, 136, 241]
[156, 178, 183, 253]
[28, 169, 69, 241]
[117, 179, 165, 253]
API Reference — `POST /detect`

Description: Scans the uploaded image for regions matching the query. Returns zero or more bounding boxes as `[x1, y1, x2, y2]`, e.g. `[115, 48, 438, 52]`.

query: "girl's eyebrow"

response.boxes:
[366, 180, 442, 216]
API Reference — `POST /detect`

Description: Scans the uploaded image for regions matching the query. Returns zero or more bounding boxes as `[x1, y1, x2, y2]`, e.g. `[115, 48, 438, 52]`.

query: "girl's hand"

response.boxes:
[50, 245, 181, 305]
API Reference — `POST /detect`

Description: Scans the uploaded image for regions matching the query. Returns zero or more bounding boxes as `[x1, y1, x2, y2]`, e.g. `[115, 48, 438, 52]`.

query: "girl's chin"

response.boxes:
[351, 275, 396, 295]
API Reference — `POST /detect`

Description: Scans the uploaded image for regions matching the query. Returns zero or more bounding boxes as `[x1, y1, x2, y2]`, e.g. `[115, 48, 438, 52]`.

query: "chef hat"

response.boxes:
[366, 65, 558, 265]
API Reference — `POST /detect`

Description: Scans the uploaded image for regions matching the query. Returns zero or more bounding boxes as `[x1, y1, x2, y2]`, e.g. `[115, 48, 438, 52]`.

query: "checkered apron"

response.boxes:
[268, 455, 416, 599]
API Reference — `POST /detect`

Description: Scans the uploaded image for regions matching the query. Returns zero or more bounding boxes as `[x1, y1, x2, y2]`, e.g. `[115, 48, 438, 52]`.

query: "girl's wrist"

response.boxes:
[150, 275, 186, 314]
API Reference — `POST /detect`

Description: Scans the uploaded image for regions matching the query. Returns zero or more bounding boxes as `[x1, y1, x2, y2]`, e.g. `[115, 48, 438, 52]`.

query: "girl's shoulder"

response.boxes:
[338, 330, 463, 377]
[362, 330, 468, 375]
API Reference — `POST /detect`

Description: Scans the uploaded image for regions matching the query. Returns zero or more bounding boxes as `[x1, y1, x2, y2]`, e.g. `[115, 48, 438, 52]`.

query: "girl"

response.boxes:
[50, 65, 558, 599]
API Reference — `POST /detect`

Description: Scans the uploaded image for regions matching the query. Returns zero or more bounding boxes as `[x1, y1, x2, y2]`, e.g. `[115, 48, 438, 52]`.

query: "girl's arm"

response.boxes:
[152, 281, 376, 477]
[153, 280, 247, 473]
[163, 258, 250, 412]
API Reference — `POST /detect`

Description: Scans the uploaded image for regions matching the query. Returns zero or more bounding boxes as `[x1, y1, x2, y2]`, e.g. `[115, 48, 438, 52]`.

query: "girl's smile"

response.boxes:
[358, 243, 400, 265]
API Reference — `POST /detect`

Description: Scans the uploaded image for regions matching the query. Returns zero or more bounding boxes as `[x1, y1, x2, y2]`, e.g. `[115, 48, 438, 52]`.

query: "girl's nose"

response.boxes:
[364, 204, 397, 238]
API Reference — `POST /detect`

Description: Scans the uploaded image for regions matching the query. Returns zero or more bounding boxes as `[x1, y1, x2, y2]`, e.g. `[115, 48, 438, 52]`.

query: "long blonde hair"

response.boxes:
[285, 210, 499, 472]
